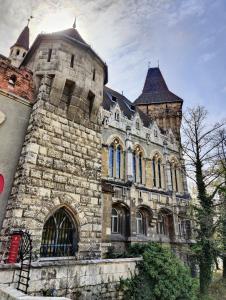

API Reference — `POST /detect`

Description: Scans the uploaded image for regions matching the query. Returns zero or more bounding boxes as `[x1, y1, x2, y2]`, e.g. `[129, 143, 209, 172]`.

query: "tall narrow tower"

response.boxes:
[9, 25, 29, 67]
[134, 67, 183, 140]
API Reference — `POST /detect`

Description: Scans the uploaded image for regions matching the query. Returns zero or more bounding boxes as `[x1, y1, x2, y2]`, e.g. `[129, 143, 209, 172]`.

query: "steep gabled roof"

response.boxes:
[134, 67, 183, 105]
[11, 26, 29, 50]
[103, 86, 152, 128]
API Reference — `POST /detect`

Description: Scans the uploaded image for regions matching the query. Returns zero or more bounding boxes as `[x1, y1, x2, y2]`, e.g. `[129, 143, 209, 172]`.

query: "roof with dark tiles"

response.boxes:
[103, 86, 152, 128]
[11, 26, 29, 50]
[134, 67, 183, 105]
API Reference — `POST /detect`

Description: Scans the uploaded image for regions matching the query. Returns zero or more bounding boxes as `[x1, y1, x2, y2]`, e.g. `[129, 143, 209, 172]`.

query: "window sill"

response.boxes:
[38, 256, 77, 262]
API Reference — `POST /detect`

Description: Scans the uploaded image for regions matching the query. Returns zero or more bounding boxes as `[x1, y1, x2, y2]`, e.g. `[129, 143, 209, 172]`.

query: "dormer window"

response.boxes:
[112, 96, 117, 102]
[115, 111, 120, 122]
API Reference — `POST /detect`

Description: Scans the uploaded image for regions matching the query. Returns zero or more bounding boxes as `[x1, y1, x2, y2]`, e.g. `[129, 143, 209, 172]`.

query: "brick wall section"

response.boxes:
[1, 75, 102, 259]
[0, 55, 33, 102]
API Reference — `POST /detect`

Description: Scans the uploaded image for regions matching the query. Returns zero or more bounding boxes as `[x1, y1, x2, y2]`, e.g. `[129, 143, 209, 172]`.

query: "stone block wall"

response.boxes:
[1, 74, 103, 259]
[0, 258, 140, 299]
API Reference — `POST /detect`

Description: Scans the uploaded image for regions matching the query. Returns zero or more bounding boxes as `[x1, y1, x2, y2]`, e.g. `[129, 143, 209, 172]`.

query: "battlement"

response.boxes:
[0, 55, 33, 102]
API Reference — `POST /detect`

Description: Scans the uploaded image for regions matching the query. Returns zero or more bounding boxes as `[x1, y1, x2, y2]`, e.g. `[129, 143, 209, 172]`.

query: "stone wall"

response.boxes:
[0, 258, 140, 299]
[1, 74, 103, 259]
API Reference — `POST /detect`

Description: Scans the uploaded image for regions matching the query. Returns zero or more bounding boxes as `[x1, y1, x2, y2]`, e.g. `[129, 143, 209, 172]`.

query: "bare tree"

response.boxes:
[182, 106, 226, 294]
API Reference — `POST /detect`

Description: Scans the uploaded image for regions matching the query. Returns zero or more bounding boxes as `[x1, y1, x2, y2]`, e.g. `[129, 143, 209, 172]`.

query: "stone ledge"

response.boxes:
[0, 285, 70, 299]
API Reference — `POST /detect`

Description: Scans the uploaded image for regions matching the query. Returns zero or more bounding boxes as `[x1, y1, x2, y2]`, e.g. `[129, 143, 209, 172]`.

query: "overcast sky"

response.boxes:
[0, 0, 225, 122]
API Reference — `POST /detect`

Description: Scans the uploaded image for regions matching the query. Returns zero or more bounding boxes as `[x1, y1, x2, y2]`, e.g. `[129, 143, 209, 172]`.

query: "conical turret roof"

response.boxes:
[11, 26, 29, 50]
[134, 67, 183, 105]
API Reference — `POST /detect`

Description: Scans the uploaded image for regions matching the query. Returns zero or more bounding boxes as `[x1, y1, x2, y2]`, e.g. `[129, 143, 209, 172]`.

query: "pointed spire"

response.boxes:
[72, 17, 76, 29]
[11, 26, 29, 50]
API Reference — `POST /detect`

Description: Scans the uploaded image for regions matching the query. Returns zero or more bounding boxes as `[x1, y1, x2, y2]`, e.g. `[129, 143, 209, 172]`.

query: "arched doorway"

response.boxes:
[40, 207, 78, 257]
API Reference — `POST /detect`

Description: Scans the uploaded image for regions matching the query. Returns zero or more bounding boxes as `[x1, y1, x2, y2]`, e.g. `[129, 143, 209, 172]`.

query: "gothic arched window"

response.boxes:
[111, 208, 119, 233]
[156, 213, 166, 235]
[133, 152, 137, 182]
[116, 145, 121, 178]
[170, 163, 174, 190]
[109, 145, 114, 177]
[40, 208, 77, 257]
[139, 153, 143, 184]
[174, 167, 178, 192]
[136, 210, 148, 235]
[152, 158, 156, 187]
[158, 159, 162, 188]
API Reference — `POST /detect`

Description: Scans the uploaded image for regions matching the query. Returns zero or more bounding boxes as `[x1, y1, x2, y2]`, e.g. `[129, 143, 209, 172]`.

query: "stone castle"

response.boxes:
[0, 21, 192, 266]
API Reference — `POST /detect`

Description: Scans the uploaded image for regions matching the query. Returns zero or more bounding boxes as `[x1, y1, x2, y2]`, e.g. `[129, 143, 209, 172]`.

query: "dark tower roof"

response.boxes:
[11, 26, 29, 50]
[134, 67, 183, 105]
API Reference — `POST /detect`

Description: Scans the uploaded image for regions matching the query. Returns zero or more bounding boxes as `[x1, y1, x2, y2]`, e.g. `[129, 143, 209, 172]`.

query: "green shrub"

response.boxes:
[120, 242, 198, 300]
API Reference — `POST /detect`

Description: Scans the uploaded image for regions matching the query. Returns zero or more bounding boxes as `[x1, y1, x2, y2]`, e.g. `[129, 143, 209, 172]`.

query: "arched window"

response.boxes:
[40, 208, 77, 257]
[111, 208, 119, 233]
[16, 49, 20, 56]
[109, 145, 114, 177]
[139, 153, 143, 184]
[133, 152, 137, 182]
[157, 213, 166, 235]
[136, 210, 148, 235]
[170, 163, 174, 190]
[158, 159, 162, 188]
[152, 158, 156, 187]
[116, 145, 121, 178]
[111, 205, 130, 236]
[174, 167, 178, 192]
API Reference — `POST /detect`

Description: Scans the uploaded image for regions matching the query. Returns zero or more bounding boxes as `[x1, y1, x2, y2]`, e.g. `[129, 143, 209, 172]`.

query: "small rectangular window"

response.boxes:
[87, 91, 95, 117]
[70, 54, 74, 68]
[47, 49, 52, 62]
[61, 79, 75, 107]
[92, 69, 96, 81]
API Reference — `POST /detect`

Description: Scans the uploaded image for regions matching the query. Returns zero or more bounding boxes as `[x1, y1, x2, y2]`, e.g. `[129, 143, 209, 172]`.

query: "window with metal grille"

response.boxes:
[40, 208, 78, 257]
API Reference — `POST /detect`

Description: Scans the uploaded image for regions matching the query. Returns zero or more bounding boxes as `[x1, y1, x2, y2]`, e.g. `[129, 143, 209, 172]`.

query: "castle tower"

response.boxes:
[9, 25, 29, 67]
[134, 67, 183, 140]
[2, 23, 108, 259]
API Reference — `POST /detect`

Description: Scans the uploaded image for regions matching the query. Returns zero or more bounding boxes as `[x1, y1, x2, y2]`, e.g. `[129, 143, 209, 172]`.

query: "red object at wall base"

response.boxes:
[7, 233, 22, 263]
[0, 174, 4, 193]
